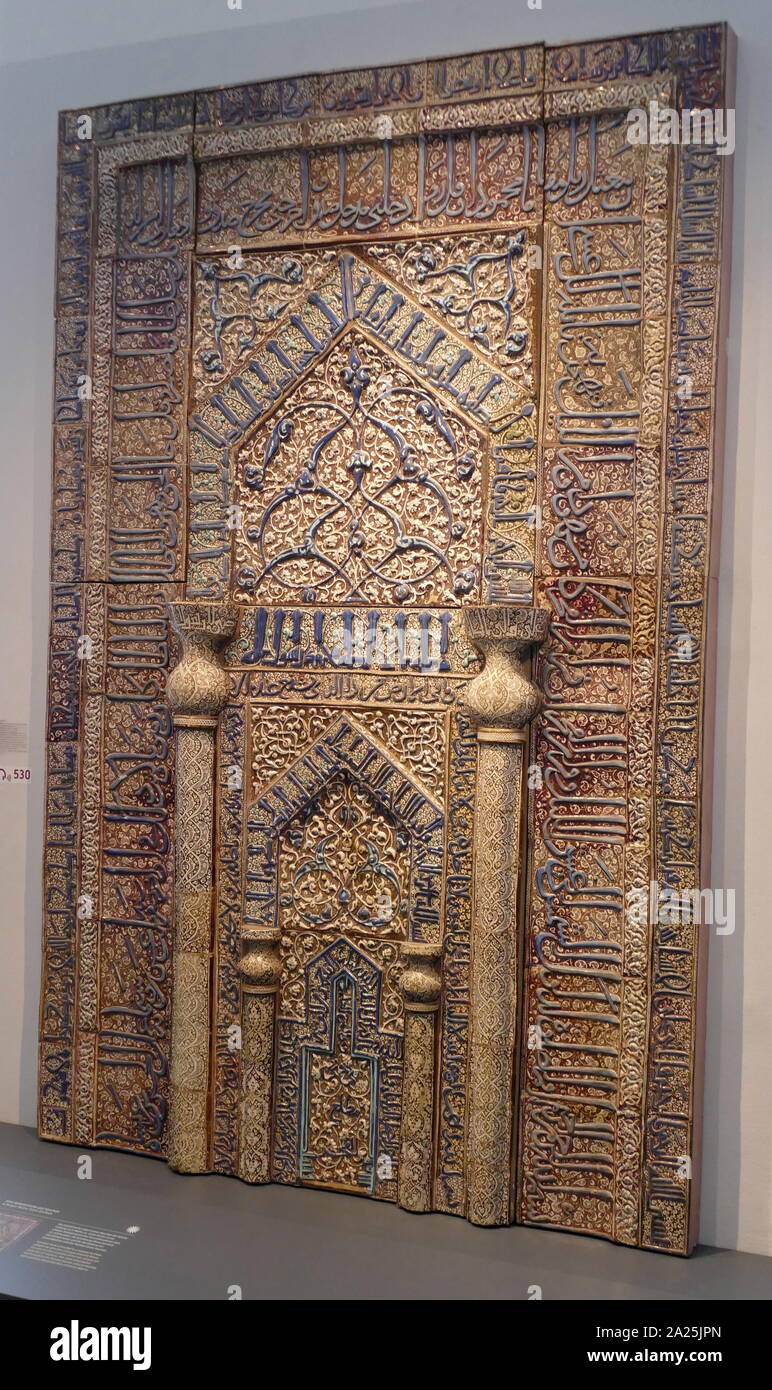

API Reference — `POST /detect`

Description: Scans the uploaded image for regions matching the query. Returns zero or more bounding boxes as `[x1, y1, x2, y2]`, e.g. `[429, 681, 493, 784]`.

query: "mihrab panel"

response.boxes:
[40, 24, 733, 1254]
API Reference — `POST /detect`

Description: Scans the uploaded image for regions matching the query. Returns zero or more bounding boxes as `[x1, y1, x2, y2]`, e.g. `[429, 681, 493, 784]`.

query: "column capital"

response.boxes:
[239, 926, 282, 994]
[462, 605, 548, 732]
[399, 941, 442, 1012]
[167, 601, 238, 721]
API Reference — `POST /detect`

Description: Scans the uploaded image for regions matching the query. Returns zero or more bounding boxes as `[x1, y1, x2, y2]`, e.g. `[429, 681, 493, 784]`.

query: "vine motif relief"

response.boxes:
[234, 336, 484, 605]
[276, 773, 409, 1030]
[278, 775, 410, 939]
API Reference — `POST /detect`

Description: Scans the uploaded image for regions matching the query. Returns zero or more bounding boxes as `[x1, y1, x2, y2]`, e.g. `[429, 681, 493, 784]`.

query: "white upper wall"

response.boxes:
[0, 0, 398, 66]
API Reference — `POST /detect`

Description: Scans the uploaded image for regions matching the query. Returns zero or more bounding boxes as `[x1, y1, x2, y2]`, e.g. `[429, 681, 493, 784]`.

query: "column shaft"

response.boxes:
[466, 734, 525, 1225]
[398, 942, 441, 1212]
[461, 606, 548, 1227]
[237, 927, 281, 1183]
[168, 719, 217, 1172]
[165, 602, 236, 1174]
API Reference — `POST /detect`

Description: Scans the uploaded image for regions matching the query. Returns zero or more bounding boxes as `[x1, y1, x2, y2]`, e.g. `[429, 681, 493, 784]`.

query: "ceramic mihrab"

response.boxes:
[41, 23, 734, 1254]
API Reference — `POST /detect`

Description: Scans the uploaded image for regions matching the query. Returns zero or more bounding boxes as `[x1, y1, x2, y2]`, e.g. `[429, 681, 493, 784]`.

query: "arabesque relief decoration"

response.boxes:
[232, 336, 485, 606]
[41, 24, 733, 1255]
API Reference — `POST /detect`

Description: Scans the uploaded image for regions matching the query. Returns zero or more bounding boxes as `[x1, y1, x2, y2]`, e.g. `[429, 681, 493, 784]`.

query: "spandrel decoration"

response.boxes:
[41, 23, 734, 1254]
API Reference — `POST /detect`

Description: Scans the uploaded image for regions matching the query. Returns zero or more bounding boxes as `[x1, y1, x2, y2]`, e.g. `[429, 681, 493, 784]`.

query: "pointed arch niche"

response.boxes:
[241, 714, 444, 1207]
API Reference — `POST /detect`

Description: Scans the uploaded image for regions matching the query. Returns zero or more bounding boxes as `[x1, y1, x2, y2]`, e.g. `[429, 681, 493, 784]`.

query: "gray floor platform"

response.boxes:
[1, 1122, 770, 1300]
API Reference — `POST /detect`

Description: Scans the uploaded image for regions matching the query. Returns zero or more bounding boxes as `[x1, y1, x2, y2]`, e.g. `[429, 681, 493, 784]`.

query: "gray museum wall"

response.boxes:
[0, 0, 769, 1257]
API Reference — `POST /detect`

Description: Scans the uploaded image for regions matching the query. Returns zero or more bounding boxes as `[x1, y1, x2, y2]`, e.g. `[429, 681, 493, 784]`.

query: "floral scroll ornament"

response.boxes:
[235, 343, 481, 605]
[198, 256, 305, 375]
[414, 229, 530, 361]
